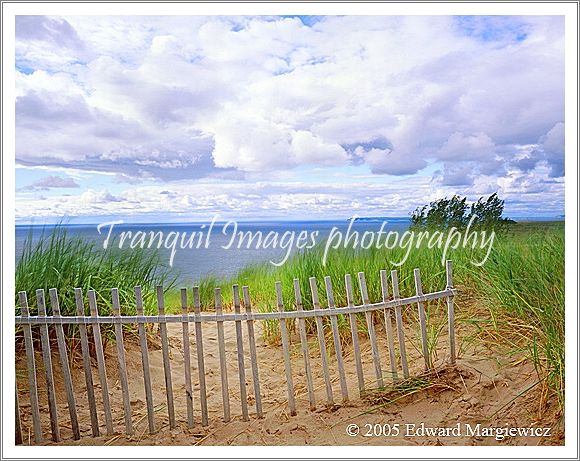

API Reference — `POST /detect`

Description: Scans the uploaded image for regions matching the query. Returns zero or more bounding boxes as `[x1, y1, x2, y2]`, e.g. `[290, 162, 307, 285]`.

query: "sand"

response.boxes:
[15, 315, 564, 446]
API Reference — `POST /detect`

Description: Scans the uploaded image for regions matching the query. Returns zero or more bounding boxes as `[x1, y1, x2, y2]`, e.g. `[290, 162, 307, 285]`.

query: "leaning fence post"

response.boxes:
[293, 279, 316, 410]
[242, 286, 263, 418]
[15, 383, 23, 445]
[193, 287, 209, 426]
[112, 288, 134, 436]
[275, 281, 297, 416]
[180, 288, 195, 429]
[391, 271, 409, 378]
[309, 277, 334, 407]
[324, 276, 349, 402]
[156, 285, 176, 429]
[18, 292, 42, 444]
[358, 272, 384, 389]
[49, 288, 81, 440]
[135, 286, 156, 434]
[36, 289, 60, 442]
[88, 290, 114, 435]
[345, 275, 365, 394]
[215, 287, 231, 422]
[74, 288, 100, 437]
[446, 260, 457, 364]
[380, 271, 398, 381]
[233, 285, 249, 421]
[413, 269, 431, 371]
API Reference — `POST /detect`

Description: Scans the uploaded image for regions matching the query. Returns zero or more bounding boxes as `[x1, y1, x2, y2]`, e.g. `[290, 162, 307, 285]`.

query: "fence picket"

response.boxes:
[380, 271, 398, 381]
[357, 273, 384, 389]
[309, 277, 334, 406]
[193, 287, 209, 426]
[391, 271, 409, 378]
[111, 288, 133, 435]
[74, 288, 100, 437]
[233, 285, 249, 421]
[324, 277, 349, 402]
[36, 289, 60, 442]
[179, 288, 195, 429]
[88, 290, 114, 435]
[18, 291, 42, 443]
[135, 286, 156, 434]
[292, 279, 316, 410]
[275, 282, 296, 416]
[345, 275, 365, 394]
[214, 288, 231, 422]
[49, 288, 81, 440]
[446, 260, 456, 364]
[242, 286, 263, 418]
[156, 286, 176, 429]
[15, 384, 23, 445]
[413, 269, 431, 370]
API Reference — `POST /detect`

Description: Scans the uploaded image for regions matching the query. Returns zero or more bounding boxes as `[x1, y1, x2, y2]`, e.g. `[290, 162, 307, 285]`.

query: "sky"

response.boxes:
[14, 15, 565, 223]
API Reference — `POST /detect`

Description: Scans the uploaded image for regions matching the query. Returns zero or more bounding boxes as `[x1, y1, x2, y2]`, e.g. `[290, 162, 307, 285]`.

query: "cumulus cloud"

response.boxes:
[14, 15, 565, 218]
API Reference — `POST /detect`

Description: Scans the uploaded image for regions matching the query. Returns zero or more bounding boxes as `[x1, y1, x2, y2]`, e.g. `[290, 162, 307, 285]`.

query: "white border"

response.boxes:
[2, 2, 577, 459]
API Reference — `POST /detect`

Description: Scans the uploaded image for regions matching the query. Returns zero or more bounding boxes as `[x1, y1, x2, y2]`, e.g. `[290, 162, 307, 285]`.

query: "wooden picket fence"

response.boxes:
[14, 261, 456, 445]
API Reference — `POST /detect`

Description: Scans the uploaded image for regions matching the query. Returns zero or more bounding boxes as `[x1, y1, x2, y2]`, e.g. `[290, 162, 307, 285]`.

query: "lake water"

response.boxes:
[15, 216, 562, 285]
[15, 218, 411, 284]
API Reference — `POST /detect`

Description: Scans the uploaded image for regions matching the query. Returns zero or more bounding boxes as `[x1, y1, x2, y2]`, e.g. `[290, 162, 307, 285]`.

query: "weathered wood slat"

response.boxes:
[309, 277, 334, 406]
[275, 282, 296, 416]
[380, 271, 398, 381]
[446, 260, 457, 364]
[242, 286, 263, 418]
[292, 279, 316, 410]
[324, 277, 349, 402]
[413, 269, 431, 370]
[74, 288, 100, 437]
[233, 285, 249, 421]
[15, 384, 23, 445]
[345, 275, 365, 394]
[193, 287, 209, 426]
[156, 285, 176, 429]
[111, 288, 134, 435]
[88, 290, 113, 435]
[135, 286, 156, 434]
[357, 273, 384, 389]
[180, 288, 195, 429]
[48, 288, 81, 440]
[18, 291, 42, 444]
[391, 271, 409, 378]
[19, 292, 42, 444]
[36, 289, 60, 441]
[214, 288, 231, 422]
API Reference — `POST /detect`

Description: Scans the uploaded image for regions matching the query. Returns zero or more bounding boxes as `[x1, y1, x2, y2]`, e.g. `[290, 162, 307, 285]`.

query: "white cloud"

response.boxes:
[14, 15, 565, 218]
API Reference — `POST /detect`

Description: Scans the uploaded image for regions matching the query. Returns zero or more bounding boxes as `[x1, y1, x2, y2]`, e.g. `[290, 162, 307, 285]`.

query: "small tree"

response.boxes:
[410, 193, 513, 230]
[468, 193, 511, 229]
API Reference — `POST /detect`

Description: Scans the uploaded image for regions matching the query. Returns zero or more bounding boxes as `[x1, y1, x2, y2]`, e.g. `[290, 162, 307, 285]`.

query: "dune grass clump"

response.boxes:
[16, 226, 175, 345]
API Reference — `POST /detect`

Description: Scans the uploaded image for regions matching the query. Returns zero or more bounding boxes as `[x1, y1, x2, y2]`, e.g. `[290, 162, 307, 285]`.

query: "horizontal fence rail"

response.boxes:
[14, 290, 455, 326]
[15, 261, 456, 445]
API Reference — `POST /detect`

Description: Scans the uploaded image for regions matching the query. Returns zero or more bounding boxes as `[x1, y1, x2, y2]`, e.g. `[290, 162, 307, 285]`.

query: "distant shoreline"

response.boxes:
[14, 216, 565, 227]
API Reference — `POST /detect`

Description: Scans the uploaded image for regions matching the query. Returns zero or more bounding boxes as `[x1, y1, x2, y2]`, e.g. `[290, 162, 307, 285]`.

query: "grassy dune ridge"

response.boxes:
[15, 222, 564, 405]
[173, 222, 565, 405]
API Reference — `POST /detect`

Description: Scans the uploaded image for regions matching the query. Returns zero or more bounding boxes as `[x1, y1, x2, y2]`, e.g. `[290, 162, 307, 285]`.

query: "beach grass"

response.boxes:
[15, 226, 175, 343]
[14, 221, 564, 406]
[182, 221, 564, 406]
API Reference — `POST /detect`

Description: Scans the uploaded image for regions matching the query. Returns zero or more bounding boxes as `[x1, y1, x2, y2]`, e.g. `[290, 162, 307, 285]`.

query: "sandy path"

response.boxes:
[16, 317, 564, 446]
